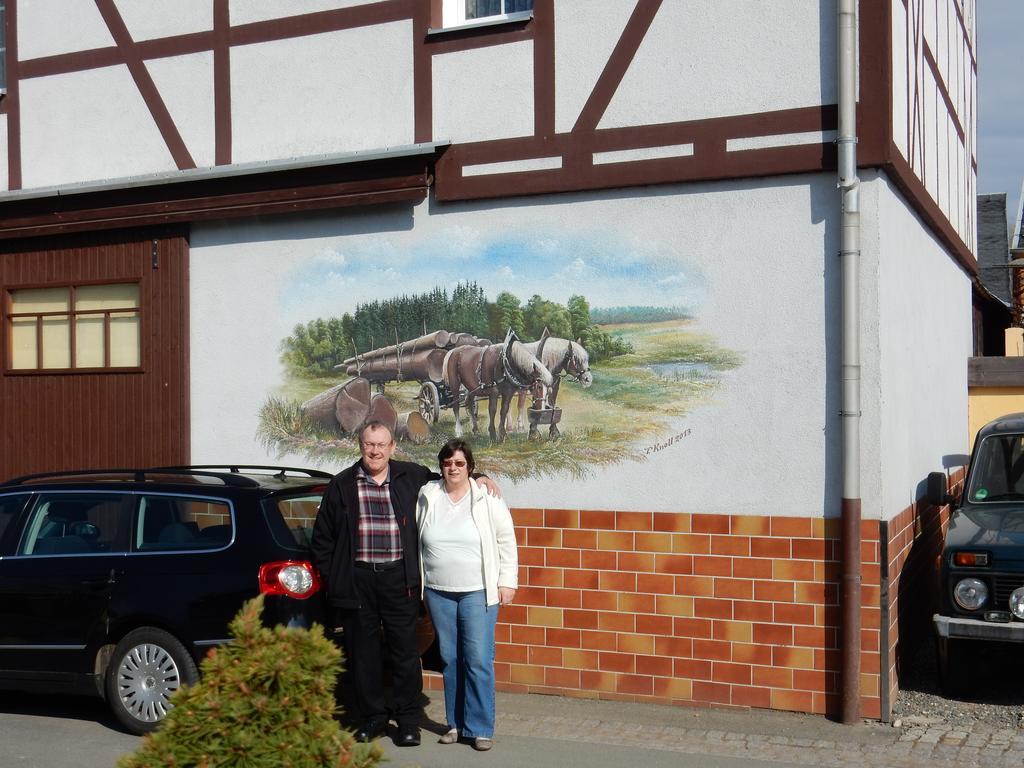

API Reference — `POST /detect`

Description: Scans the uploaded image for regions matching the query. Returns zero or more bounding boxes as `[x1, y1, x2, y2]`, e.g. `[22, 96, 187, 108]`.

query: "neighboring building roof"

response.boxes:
[978, 193, 1011, 303]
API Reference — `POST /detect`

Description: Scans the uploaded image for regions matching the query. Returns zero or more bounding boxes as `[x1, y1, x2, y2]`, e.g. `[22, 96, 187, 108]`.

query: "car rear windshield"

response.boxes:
[261, 491, 324, 552]
[967, 433, 1024, 503]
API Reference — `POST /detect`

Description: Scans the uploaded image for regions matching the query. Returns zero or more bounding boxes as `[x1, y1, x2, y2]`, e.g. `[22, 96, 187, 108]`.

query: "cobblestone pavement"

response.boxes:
[423, 692, 1024, 767]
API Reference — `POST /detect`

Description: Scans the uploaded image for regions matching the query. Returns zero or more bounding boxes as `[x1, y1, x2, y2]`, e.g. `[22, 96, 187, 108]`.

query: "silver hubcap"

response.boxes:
[115, 643, 181, 723]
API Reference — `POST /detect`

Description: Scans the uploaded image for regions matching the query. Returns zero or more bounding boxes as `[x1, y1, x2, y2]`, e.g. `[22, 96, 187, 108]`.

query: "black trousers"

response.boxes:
[339, 564, 422, 728]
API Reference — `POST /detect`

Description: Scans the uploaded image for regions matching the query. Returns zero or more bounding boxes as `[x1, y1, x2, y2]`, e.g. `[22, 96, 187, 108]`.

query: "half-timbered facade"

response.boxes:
[0, 1, 977, 722]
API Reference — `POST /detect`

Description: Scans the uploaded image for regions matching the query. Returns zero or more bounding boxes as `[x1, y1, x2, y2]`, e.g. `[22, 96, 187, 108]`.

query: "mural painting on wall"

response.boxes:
[257, 232, 741, 481]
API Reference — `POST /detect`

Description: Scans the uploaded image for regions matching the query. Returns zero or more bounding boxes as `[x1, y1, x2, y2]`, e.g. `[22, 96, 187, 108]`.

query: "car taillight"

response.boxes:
[259, 561, 321, 599]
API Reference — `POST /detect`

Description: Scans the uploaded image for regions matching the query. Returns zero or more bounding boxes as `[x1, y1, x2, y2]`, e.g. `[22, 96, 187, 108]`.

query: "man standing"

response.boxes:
[311, 420, 498, 747]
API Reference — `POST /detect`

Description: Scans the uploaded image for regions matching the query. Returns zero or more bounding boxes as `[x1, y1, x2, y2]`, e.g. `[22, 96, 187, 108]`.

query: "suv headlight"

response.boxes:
[1010, 588, 1024, 620]
[953, 577, 988, 610]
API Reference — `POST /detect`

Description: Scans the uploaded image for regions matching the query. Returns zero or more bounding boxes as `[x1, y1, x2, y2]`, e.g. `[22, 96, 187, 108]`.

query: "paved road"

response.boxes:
[3, 688, 1024, 768]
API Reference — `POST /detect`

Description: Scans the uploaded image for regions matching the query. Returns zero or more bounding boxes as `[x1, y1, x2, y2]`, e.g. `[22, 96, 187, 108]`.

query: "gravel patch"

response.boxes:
[893, 635, 1024, 730]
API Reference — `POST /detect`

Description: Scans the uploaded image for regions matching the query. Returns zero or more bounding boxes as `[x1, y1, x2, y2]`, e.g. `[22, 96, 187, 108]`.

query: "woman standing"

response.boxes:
[417, 439, 518, 751]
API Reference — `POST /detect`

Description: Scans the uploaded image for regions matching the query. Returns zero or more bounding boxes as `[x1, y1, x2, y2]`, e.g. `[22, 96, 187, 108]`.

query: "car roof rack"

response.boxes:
[1, 467, 247, 488]
[153, 465, 335, 481]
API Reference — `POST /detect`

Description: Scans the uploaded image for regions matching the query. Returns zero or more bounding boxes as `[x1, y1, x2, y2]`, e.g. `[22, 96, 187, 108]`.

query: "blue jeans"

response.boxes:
[424, 588, 498, 739]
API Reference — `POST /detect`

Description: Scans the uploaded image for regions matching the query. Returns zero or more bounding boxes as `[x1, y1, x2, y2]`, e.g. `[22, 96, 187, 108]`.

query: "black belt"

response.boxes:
[355, 559, 402, 572]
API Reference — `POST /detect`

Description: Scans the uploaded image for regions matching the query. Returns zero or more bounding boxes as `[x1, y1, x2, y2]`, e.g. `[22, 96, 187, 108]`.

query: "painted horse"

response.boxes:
[443, 329, 553, 442]
[515, 330, 593, 438]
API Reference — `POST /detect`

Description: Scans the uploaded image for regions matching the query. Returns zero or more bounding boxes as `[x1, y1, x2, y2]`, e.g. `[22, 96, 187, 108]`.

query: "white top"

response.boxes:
[420, 490, 484, 591]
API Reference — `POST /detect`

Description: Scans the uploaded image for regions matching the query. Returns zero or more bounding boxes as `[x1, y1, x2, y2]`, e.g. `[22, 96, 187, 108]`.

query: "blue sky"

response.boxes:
[978, 0, 1024, 236]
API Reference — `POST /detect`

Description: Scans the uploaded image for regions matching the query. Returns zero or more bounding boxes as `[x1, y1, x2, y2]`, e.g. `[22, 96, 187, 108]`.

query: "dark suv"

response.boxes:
[0, 465, 332, 734]
[928, 413, 1024, 692]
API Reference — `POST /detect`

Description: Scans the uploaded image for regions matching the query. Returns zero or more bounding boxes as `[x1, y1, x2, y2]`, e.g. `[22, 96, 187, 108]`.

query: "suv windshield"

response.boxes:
[966, 433, 1024, 503]
[261, 491, 324, 551]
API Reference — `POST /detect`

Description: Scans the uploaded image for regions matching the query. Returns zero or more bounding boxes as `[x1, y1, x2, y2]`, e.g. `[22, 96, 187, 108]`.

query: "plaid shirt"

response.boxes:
[354, 464, 403, 563]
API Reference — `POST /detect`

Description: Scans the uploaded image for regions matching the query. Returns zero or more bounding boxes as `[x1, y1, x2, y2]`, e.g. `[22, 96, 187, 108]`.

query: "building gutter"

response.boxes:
[837, 0, 863, 724]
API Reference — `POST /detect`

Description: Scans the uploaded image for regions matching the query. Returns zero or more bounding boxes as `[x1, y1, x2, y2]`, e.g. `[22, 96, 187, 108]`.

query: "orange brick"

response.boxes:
[732, 685, 771, 708]
[637, 573, 675, 594]
[771, 517, 813, 537]
[793, 626, 830, 648]
[617, 552, 655, 572]
[618, 592, 656, 614]
[771, 688, 814, 713]
[516, 586, 547, 606]
[616, 511, 653, 531]
[692, 680, 731, 704]
[753, 665, 792, 688]
[693, 556, 732, 577]
[512, 625, 546, 645]
[617, 633, 655, 655]
[792, 538, 826, 560]
[529, 646, 563, 666]
[813, 518, 841, 539]
[654, 676, 693, 699]
[509, 664, 546, 685]
[674, 658, 713, 680]
[562, 529, 597, 549]
[580, 510, 616, 529]
[500, 604, 527, 624]
[563, 609, 598, 629]
[674, 617, 713, 639]
[693, 638, 731, 661]
[713, 620, 752, 643]
[671, 533, 711, 554]
[711, 535, 750, 557]
[547, 548, 581, 568]
[597, 531, 634, 551]
[564, 569, 600, 589]
[637, 654, 674, 676]
[582, 590, 617, 611]
[732, 558, 774, 580]
[545, 509, 579, 528]
[691, 513, 730, 534]
[754, 580, 794, 602]
[713, 661, 752, 685]
[734, 600, 773, 622]
[675, 575, 715, 597]
[513, 508, 544, 526]
[544, 627, 581, 648]
[774, 600, 818, 626]
[636, 613, 674, 635]
[580, 670, 616, 692]
[580, 630, 618, 651]
[581, 549, 617, 569]
[527, 606, 563, 627]
[751, 537, 791, 558]
[546, 588, 582, 608]
[495, 623, 510, 643]
[545, 667, 581, 688]
[731, 515, 770, 535]
[634, 532, 673, 552]
[753, 623, 793, 645]
[714, 577, 753, 599]
[794, 669, 828, 692]
[861, 607, 881, 630]
[794, 581, 836, 605]
[528, 566, 564, 587]
[528, 528, 562, 547]
[617, 674, 654, 695]
[655, 554, 694, 574]
[655, 595, 694, 617]
[656, 636, 693, 658]
[598, 570, 637, 592]
[694, 597, 732, 619]
[519, 546, 545, 566]
[598, 612, 635, 632]
[773, 559, 815, 581]
[653, 513, 690, 533]
[598, 651, 634, 673]
[496, 643, 528, 663]
[772, 646, 814, 669]
[562, 649, 599, 669]
[732, 642, 773, 665]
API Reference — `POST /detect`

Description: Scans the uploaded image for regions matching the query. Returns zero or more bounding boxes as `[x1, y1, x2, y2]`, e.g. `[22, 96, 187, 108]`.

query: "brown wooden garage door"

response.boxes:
[0, 228, 189, 479]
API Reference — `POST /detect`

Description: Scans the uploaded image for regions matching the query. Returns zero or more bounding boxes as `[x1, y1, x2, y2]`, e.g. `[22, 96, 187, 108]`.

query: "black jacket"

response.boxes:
[311, 459, 438, 609]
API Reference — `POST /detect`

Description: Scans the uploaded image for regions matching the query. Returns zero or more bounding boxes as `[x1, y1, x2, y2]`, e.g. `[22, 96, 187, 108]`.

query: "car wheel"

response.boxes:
[105, 627, 199, 734]
[935, 635, 967, 696]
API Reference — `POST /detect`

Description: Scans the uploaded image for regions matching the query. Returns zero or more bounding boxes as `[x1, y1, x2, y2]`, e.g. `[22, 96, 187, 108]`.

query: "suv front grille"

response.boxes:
[992, 575, 1024, 606]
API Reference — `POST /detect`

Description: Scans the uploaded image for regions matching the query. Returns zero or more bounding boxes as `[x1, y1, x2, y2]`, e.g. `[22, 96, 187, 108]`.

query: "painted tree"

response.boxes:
[489, 291, 526, 340]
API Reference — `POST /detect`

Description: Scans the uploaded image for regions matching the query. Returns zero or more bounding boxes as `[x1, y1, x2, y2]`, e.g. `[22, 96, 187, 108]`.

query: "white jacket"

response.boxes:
[416, 478, 518, 606]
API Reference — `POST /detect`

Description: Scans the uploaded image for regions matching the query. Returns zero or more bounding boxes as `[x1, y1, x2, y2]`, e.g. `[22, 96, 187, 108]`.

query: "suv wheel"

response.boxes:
[105, 627, 199, 734]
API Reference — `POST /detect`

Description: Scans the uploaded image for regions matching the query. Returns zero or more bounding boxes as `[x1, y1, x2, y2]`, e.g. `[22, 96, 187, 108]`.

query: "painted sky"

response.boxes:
[978, 0, 1024, 236]
[280, 229, 708, 328]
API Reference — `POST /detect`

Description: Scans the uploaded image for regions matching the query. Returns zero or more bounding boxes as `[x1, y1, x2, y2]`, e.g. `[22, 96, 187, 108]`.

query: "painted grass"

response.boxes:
[257, 320, 741, 481]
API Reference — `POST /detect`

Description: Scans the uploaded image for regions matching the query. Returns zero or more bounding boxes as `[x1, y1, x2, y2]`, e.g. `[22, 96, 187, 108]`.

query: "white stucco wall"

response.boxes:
[18, 0, 115, 61]
[191, 175, 846, 515]
[867, 171, 973, 521]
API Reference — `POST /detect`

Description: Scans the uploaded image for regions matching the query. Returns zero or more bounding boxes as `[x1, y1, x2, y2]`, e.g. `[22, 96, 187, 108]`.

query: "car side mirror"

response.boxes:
[926, 471, 954, 507]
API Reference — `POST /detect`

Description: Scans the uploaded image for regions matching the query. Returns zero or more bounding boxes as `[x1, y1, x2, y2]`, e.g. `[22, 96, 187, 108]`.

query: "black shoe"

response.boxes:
[394, 727, 421, 747]
[355, 718, 388, 743]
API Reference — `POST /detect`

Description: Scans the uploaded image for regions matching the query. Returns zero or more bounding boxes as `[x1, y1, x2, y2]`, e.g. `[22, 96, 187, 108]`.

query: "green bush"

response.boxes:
[118, 596, 384, 768]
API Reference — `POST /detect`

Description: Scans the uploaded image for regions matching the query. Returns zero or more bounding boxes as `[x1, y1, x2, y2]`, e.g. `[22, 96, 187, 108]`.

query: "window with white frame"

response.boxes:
[444, 0, 533, 27]
[5, 283, 141, 371]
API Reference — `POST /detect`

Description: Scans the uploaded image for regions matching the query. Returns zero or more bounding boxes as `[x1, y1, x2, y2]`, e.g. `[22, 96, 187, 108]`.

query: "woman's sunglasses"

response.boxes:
[441, 459, 467, 468]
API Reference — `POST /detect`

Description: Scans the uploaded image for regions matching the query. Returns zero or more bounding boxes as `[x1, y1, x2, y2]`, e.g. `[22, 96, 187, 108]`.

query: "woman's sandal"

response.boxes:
[438, 729, 459, 745]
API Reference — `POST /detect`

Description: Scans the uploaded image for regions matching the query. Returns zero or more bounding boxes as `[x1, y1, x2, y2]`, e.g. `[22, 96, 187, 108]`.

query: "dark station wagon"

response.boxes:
[928, 413, 1024, 693]
[0, 465, 331, 734]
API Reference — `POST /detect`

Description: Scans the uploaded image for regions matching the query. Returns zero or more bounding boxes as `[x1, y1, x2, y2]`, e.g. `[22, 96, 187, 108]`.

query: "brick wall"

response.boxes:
[424, 508, 885, 719]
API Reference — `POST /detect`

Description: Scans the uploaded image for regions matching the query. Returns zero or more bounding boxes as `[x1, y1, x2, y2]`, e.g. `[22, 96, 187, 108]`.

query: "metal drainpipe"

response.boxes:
[837, 0, 862, 725]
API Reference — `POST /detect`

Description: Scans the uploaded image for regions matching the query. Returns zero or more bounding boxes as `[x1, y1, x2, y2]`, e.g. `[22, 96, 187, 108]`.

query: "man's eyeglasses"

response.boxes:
[441, 459, 467, 468]
[361, 442, 392, 451]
